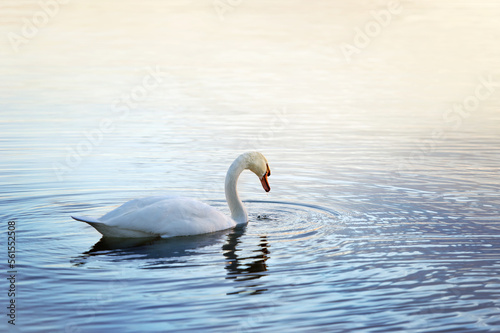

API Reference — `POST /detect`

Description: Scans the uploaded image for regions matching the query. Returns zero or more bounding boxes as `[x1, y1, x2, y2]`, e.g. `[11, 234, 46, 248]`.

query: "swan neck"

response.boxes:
[225, 157, 248, 224]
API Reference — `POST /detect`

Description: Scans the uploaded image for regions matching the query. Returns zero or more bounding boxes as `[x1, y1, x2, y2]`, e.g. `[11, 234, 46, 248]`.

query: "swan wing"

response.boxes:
[96, 196, 235, 237]
[99, 195, 176, 221]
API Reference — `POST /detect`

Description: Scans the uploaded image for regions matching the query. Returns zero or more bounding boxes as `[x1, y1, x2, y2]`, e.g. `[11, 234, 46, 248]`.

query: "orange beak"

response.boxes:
[260, 164, 271, 192]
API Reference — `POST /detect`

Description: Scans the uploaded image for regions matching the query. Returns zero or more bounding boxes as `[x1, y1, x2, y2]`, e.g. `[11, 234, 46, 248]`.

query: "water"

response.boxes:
[1, 0, 500, 332]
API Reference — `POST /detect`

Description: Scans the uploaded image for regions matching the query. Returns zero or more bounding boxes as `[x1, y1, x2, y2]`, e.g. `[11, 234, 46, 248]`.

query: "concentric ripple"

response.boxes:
[205, 199, 343, 244]
[245, 200, 342, 242]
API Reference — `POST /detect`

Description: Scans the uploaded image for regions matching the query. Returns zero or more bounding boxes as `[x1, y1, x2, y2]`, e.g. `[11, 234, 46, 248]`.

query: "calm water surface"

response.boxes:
[1, 1, 500, 332]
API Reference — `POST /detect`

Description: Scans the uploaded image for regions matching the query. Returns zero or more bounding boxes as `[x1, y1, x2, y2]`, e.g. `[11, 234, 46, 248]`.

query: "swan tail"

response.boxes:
[71, 215, 101, 224]
[71, 215, 112, 235]
[71, 215, 157, 238]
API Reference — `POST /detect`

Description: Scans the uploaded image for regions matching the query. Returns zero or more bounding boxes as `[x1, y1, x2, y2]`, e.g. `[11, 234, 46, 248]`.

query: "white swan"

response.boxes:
[71, 152, 271, 238]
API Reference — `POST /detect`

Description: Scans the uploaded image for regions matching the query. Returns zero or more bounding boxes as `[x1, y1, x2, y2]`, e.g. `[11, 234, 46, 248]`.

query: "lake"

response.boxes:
[1, 0, 500, 332]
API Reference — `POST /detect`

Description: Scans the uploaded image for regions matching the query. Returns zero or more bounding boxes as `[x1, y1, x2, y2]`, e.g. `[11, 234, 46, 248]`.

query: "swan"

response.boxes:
[71, 151, 271, 238]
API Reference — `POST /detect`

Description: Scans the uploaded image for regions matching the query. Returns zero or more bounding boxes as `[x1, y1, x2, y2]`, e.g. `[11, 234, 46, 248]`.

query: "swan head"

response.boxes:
[243, 152, 271, 192]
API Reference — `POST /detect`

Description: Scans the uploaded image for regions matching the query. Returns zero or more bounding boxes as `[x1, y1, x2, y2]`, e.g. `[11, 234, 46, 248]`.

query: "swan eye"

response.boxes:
[266, 164, 271, 177]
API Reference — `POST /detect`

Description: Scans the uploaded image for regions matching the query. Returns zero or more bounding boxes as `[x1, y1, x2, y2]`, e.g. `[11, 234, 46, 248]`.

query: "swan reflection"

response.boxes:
[71, 230, 230, 267]
[223, 225, 270, 295]
[72, 224, 270, 295]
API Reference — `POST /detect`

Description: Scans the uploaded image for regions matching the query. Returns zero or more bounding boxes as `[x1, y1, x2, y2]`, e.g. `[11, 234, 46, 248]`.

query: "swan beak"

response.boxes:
[260, 164, 271, 192]
[261, 174, 271, 192]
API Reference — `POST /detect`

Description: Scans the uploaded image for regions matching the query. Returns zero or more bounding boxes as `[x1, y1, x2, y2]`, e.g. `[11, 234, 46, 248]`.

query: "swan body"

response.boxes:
[71, 152, 271, 238]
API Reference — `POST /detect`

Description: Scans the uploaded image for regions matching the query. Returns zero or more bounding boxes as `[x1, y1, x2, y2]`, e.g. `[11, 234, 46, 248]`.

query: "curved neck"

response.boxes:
[225, 156, 248, 224]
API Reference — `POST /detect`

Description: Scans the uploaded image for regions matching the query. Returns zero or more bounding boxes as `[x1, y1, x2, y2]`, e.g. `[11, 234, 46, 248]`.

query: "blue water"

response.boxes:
[1, 1, 500, 332]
